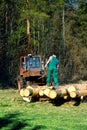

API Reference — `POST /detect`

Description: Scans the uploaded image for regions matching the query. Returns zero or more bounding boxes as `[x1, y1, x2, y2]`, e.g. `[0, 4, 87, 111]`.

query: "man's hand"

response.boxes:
[45, 64, 47, 69]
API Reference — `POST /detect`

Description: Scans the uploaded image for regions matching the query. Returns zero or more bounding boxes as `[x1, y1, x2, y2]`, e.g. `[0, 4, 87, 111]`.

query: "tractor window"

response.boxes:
[26, 57, 41, 69]
[21, 58, 26, 70]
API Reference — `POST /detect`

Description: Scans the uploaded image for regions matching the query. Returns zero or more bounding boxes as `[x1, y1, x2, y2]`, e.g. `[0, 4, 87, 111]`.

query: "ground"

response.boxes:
[0, 88, 87, 130]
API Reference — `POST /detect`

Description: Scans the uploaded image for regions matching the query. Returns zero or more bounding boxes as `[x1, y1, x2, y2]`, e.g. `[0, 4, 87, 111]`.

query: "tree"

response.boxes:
[0, 0, 87, 86]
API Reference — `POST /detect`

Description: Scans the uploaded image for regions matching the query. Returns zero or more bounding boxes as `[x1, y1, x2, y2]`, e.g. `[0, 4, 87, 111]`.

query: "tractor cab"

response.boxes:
[20, 55, 43, 76]
[18, 55, 46, 90]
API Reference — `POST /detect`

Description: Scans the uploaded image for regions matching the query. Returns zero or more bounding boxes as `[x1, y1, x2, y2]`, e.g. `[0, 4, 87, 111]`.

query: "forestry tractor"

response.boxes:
[17, 54, 46, 90]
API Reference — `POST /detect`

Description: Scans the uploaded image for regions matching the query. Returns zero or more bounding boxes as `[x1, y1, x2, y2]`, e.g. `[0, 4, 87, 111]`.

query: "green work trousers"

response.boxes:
[46, 67, 59, 86]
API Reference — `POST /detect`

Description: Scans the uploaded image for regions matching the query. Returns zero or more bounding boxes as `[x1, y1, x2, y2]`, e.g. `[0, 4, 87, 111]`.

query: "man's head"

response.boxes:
[28, 54, 32, 57]
[52, 51, 58, 56]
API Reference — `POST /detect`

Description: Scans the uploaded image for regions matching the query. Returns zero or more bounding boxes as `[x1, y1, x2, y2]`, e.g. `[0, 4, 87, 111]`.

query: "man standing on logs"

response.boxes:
[45, 52, 59, 86]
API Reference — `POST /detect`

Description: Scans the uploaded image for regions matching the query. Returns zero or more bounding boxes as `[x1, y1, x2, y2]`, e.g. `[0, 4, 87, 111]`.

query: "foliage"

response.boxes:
[0, 0, 87, 86]
[59, 0, 87, 82]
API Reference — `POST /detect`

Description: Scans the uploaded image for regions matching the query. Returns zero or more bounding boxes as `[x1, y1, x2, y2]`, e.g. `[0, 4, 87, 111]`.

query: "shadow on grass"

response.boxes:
[0, 113, 27, 130]
[74, 96, 87, 106]
[0, 113, 47, 130]
[50, 98, 71, 106]
[73, 98, 81, 106]
[31, 125, 63, 130]
[50, 97, 87, 107]
[31, 125, 46, 130]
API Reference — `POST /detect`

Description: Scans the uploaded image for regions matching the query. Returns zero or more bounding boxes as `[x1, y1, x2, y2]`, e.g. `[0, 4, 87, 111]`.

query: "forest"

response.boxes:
[0, 0, 87, 87]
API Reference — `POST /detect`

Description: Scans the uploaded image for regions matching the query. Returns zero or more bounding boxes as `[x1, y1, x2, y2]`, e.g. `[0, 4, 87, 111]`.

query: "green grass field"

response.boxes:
[0, 89, 87, 130]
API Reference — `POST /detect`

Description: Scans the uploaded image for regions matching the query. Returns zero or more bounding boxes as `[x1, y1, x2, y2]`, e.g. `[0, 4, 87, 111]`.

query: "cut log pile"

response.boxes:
[19, 84, 87, 102]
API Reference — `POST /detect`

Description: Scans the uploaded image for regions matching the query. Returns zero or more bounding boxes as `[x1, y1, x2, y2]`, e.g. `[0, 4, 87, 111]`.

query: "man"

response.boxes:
[45, 52, 59, 86]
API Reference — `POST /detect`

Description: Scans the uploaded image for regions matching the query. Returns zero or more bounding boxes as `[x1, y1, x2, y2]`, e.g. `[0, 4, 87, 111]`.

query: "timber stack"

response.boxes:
[19, 83, 87, 102]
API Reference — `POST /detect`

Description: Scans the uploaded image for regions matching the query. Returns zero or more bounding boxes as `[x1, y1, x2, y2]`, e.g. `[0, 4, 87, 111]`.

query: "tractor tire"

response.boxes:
[17, 76, 24, 90]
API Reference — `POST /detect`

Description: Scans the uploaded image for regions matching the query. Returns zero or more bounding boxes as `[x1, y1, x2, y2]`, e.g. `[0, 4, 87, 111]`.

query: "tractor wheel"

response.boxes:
[17, 76, 24, 90]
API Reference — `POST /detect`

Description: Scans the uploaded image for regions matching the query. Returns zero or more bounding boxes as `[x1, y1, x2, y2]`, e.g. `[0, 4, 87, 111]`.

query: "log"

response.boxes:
[55, 86, 69, 99]
[43, 88, 57, 99]
[20, 85, 49, 97]
[76, 89, 87, 97]
[39, 89, 44, 96]
[74, 84, 87, 90]
[38, 86, 51, 97]
[67, 85, 76, 92]
[57, 86, 67, 98]
[44, 88, 51, 97]
[38, 85, 49, 97]
[26, 85, 45, 97]
[23, 89, 30, 97]
[20, 84, 87, 103]
[32, 87, 40, 97]
[42, 86, 68, 99]
[67, 85, 76, 98]
[20, 89, 25, 97]
[23, 87, 33, 97]
[49, 89, 57, 99]
[69, 91, 76, 98]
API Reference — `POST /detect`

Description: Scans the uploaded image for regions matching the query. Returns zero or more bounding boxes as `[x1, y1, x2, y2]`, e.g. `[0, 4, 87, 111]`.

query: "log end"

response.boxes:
[49, 90, 57, 99]
[70, 91, 76, 98]
[39, 90, 44, 97]
[20, 89, 24, 97]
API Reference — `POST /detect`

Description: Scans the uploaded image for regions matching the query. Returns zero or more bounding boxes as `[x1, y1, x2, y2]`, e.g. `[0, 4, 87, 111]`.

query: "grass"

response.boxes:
[0, 88, 87, 130]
